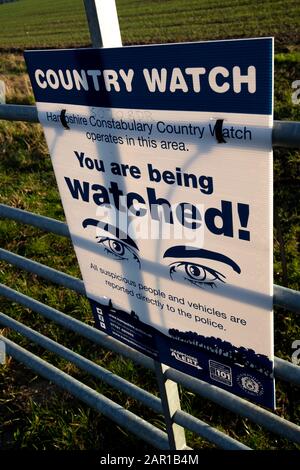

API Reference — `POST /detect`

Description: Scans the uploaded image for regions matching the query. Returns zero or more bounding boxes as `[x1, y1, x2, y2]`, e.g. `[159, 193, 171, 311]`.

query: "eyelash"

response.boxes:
[93, 235, 227, 286]
[96, 236, 141, 267]
[169, 261, 226, 288]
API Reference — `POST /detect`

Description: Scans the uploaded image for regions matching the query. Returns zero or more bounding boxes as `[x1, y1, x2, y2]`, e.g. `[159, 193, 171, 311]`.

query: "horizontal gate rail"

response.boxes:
[174, 410, 250, 450]
[0, 104, 300, 148]
[0, 247, 86, 295]
[1, 203, 300, 314]
[1, 337, 170, 450]
[1, 1, 299, 451]
[0, 104, 38, 123]
[0, 311, 162, 414]
[273, 284, 300, 314]
[165, 368, 300, 445]
[0, 282, 154, 371]
[0, 203, 70, 238]
[274, 357, 300, 387]
[1, 248, 300, 387]
[0, 311, 249, 450]
[0, 281, 299, 445]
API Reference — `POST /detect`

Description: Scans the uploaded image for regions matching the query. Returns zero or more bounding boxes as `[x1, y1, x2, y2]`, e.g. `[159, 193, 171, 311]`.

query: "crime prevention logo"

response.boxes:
[237, 374, 264, 396]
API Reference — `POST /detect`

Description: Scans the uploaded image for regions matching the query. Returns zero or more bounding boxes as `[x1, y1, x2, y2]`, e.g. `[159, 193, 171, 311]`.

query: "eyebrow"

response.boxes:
[82, 218, 139, 251]
[163, 246, 241, 273]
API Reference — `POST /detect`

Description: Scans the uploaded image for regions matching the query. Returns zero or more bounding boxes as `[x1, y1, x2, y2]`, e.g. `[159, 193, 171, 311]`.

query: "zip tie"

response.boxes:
[215, 119, 226, 144]
[60, 109, 70, 130]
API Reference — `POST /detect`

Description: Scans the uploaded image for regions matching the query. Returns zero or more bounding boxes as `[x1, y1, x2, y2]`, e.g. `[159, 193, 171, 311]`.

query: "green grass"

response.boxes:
[0, 0, 300, 451]
[0, 0, 299, 50]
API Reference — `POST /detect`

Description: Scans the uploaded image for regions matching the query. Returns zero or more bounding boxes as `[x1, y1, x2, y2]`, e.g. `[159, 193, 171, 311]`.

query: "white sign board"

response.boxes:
[25, 38, 275, 408]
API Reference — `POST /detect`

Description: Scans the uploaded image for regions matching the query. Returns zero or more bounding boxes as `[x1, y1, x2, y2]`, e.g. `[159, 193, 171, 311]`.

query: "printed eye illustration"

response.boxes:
[164, 246, 241, 288]
[96, 236, 141, 268]
[169, 261, 226, 288]
[82, 218, 141, 269]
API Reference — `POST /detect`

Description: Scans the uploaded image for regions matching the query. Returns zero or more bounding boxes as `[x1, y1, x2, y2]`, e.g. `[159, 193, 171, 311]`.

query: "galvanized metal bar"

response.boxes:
[275, 357, 300, 388]
[165, 368, 300, 444]
[1, 204, 300, 314]
[83, 0, 103, 48]
[174, 409, 251, 450]
[0, 311, 162, 414]
[83, 0, 122, 48]
[274, 356, 300, 387]
[154, 362, 187, 450]
[2, 337, 169, 449]
[0, 313, 251, 450]
[0, 104, 300, 149]
[0, 252, 300, 387]
[0, 203, 70, 237]
[84, 2, 184, 450]
[0, 1, 297, 448]
[273, 284, 300, 313]
[0, 282, 155, 371]
[1, 280, 299, 402]
[0, 248, 86, 296]
[0, 321, 249, 451]
[273, 120, 300, 148]
[1, 282, 300, 437]
[0, 104, 38, 123]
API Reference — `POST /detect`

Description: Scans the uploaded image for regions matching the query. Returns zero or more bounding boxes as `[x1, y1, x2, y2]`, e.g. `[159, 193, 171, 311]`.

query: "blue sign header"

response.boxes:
[25, 38, 273, 115]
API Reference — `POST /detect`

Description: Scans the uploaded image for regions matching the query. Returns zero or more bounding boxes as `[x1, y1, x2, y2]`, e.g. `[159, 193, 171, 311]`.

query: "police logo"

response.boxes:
[237, 374, 264, 396]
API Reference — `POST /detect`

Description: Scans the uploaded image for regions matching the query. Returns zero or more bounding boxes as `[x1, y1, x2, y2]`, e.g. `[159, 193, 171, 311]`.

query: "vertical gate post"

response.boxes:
[83, 0, 187, 450]
[155, 362, 187, 449]
[84, 0, 122, 48]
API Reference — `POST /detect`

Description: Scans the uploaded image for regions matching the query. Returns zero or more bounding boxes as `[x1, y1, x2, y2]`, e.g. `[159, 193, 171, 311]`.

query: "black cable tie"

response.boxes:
[215, 119, 226, 143]
[60, 109, 70, 130]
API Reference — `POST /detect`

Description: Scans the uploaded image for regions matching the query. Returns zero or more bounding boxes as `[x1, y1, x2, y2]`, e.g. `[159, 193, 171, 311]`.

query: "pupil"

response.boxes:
[112, 241, 122, 252]
[189, 265, 200, 277]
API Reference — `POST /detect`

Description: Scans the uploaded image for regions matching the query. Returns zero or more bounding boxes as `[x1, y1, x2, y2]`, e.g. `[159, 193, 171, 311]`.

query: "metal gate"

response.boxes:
[0, 0, 300, 451]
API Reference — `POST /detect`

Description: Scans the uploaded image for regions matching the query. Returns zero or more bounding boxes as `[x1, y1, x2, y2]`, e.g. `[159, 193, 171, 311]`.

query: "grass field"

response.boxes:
[0, 0, 299, 50]
[0, 0, 300, 451]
